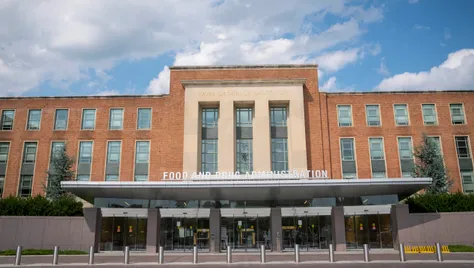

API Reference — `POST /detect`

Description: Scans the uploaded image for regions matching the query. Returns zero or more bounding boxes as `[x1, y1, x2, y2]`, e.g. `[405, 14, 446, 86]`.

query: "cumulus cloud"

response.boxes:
[376, 49, 474, 91]
[320, 76, 354, 92]
[94, 89, 120, 96]
[0, 0, 385, 96]
[146, 66, 170, 95]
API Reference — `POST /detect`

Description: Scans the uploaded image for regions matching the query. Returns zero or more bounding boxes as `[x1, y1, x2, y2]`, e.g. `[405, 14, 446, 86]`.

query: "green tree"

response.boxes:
[44, 145, 75, 200]
[413, 133, 451, 194]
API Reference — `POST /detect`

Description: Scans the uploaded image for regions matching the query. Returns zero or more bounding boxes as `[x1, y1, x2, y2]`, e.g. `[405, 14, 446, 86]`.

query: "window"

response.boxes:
[340, 138, 356, 179]
[79, 141, 93, 164]
[54, 109, 68, 130]
[422, 104, 437, 125]
[50, 142, 65, 164]
[23, 142, 37, 163]
[135, 141, 150, 181]
[202, 108, 219, 128]
[455, 136, 470, 158]
[369, 138, 384, 160]
[366, 105, 381, 126]
[427, 136, 442, 155]
[372, 172, 386, 178]
[394, 104, 409, 126]
[398, 137, 413, 159]
[0, 176, 4, 198]
[19, 175, 32, 197]
[338, 105, 352, 127]
[81, 109, 96, 130]
[107, 141, 121, 164]
[270, 107, 288, 172]
[461, 171, 474, 193]
[27, 109, 41, 130]
[236, 108, 253, 173]
[1, 110, 15, 130]
[201, 108, 218, 173]
[0, 143, 9, 163]
[450, 104, 465, 124]
[271, 139, 288, 172]
[270, 107, 287, 127]
[340, 139, 355, 161]
[137, 108, 151, 129]
[109, 108, 124, 130]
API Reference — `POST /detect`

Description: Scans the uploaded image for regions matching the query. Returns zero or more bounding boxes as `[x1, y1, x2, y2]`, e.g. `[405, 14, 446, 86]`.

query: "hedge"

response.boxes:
[405, 193, 474, 213]
[448, 245, 474, 252]
[0, 195, 83, 216]
[0, 249, 87, 255]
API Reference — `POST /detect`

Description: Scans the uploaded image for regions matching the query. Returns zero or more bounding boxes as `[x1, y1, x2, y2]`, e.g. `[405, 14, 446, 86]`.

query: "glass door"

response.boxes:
[160, 216, 210, 252]
[100, 216, 147, 251]
[344, 214, 393, 249]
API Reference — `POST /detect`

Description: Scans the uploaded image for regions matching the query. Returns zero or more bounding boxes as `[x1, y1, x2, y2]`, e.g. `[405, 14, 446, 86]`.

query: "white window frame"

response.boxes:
[337, 105, 353, 127]
[421, 104, 438, 126]
[393, 104, 409, 126]
[365, 104, 381, 127]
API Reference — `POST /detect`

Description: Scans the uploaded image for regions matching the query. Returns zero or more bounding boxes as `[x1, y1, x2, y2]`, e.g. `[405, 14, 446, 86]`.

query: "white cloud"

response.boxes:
[0, 0, 384, 96]
[376, 58, 390, 76]
[146, 66, 170, 95]
[315, 48, 360, 72]
[94, 89, 120, 96]
[408, 0, 420, 4]
[376, 49, 474, 91]
[320, 76, 354, 92]
[413, 24, 430, 30]
[444, 27, 451, 40]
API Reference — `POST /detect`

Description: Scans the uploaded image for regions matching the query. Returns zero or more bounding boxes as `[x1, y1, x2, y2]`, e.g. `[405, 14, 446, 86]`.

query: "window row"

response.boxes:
[337, 103, 467, 127]
[338, 136, 473, 193]
[0, 140, 151, 198]
[0, 108, 152, 131]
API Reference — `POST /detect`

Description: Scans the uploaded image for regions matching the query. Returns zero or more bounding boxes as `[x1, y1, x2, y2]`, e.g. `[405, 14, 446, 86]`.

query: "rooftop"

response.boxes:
[169, 64, 319, 70]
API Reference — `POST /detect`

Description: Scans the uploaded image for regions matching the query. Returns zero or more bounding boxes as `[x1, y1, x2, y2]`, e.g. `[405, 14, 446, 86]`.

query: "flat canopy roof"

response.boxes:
[62, 178, 431, 202]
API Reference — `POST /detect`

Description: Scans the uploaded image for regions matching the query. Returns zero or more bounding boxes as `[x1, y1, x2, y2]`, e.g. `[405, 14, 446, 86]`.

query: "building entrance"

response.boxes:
[160, 208, 210, 252]
[344, 214, 393, 249]
[100, 216, 147, 251]
[220, 208, 271, 251]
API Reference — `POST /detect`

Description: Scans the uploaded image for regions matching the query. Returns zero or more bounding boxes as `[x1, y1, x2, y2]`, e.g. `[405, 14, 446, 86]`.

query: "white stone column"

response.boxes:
[253, 99, 271, 171]
[218, 100, 235, 172]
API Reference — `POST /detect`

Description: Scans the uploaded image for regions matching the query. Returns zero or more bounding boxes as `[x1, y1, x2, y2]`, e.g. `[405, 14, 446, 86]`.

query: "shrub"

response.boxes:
[448, 245, 474, 252]
[0, 249, 88, 255]
[405, 193, 474, 213]
[0, 195, 83, 216]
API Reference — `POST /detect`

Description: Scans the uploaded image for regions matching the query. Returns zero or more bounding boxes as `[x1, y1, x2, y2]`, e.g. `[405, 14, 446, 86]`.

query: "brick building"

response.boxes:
[0, 65, 472, 252]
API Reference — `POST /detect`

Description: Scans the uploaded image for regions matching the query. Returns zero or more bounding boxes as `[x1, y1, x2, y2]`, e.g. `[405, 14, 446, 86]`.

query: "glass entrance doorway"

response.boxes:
[282, 215, 332, 251]
[345, 214, 393, 249]
[160, 217, 210, 251]
[100, 216, 147, 251]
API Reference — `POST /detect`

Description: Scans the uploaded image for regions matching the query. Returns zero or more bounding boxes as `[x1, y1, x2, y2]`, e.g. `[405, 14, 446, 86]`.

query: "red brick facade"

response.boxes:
[0, 65, 472, 197]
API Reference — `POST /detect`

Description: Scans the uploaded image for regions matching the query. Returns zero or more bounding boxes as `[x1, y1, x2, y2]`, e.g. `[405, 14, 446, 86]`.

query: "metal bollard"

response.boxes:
[435, 243, 443, 262]
[88, 246, 94, 265]
[295, 244, 300, 263]
[124, 246, 130, 264]
[399, 243, 405, 262]
[193, 246, 198, 264]
[158, 246, 164, 264]
[226, 246, 232, 263]
[260, 244, 266, 263]
[329, 244, 335, 263]
[52, 246, 59, 265]
[14, 246, 22, 266]
[363, 244, 370, 262]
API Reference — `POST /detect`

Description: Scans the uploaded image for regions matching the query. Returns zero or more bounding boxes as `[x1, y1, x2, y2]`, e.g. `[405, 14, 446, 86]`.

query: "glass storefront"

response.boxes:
[282, 215, 332, 251]
[345, 214, 393, 249]
[160, 216, 210, 251]
[100, 216, 147, 251]
[221, 216, 271, 251]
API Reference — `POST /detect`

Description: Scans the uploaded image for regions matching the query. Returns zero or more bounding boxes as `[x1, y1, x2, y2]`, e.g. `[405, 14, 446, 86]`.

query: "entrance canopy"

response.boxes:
[62, 178, 431, 202]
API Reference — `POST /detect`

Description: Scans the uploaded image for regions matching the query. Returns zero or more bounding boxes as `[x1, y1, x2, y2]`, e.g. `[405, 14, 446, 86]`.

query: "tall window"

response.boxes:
[50, 142, 65, 164]
[422, 104, 437, 125]
[398, 137, 413, 178]
[450, 104, 465, 125]
[106, 141, 121, 181]
[19, 142, 37, 197]
[337, 105, 352, 127]
[0, 110, 15, 130]
[54, 109, 68, 130]
[109, 108, 124, 130]
[0, 142, 10, 198]
[137, 108, 152, 129]
[271, 107, 288, 172]
[369, 138, 386, 178]
[461, 171, 473, 193]
[201, 108, 218, 173]
[340, 138, 356, 179]
[394, 104, 409, 126]
[135, 141, 150, 181]
[81, 109, 96, 130]
[455, 137, 470, 158]
[77, 141, 93, 181]
[427, 136, 442, 155]
[366, 105, 381, 126]
[27, 109, 41, 130]
[455, 136, 473, 193]
[236, 108, 253, 173]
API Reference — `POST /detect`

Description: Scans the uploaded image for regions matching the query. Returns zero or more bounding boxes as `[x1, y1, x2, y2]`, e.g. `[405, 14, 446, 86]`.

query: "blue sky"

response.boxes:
[0, 0, 473, 96]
